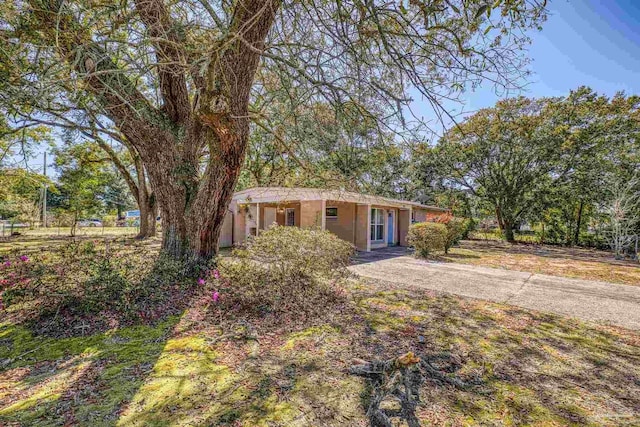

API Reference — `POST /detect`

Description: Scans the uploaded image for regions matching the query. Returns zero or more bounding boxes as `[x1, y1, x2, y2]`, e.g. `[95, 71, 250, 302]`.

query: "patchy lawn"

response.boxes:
[1, 237, 639, 426]
[0, 234, 161, 255]
[2, 276, 639, 425]
[441, 239, 640, 286]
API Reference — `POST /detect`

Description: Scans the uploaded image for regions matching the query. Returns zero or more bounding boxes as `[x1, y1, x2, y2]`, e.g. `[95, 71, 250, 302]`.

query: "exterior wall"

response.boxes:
[274, 202, 301, 227]
[413, 208, 427, 223]
[228, 192, 448, 250]
[300, 200, 323, 228]
[354, 204, 369, 251]
[324, 201, 356, 244]
[413, 207, 446, 223]
[246, 204, 258, 237]
[219, 209, 234, 248]
[232, 201, 246, 245]
[398, 209, 411, 247]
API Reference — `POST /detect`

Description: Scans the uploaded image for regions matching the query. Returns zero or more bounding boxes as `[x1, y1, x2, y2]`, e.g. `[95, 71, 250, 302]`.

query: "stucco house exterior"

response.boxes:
[219, 187, 449, 251]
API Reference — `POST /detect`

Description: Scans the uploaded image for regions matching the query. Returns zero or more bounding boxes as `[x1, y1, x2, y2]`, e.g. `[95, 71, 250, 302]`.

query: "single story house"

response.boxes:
[219, 187, 449, 251]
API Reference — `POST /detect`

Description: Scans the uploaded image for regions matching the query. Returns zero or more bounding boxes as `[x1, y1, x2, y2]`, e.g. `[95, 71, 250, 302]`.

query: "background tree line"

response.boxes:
[3, 84, 638, 253]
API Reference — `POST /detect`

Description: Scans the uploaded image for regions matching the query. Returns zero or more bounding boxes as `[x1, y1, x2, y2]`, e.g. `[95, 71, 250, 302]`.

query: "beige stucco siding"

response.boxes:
[231, 201, 245, 245]
[219, 210, 234, 248]
[413, 208, 427, 223]
[354, 204, 369, 251]
[413, 207, 445, 222]
[398, 209, 411, 246]
[300, 200, 323, 228]
[324, 201, 356, 244]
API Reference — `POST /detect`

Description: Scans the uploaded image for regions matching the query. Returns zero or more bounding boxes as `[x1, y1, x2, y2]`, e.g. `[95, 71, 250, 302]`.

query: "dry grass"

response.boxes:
[1, 238, 639, 426]
[440, 240, 640, 286]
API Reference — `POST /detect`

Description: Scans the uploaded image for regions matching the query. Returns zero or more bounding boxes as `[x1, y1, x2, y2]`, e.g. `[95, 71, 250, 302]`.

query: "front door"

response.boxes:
[264, 207, 277, 228]
[387, 211, 394, 245]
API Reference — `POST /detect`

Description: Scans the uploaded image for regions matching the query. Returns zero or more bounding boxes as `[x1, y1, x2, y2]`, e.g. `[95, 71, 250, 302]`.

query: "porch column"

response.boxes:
[321, 199, 326, 231]
[256, 202, 260, 236]
[398, 208, 411, 247]
[366, 204, 371, 252]
[394, 208, 399, 245]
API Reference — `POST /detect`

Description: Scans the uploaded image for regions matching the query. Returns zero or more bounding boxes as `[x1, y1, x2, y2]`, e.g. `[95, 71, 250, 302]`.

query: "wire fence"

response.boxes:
[0, 222, 142, 238]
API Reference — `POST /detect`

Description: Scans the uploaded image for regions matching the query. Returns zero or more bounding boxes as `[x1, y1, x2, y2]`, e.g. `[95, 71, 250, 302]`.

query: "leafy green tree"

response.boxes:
[418, 89, 639, 244]
[53, 141, 134, 236]
[427, 97, 571, 241]
[529, 89, 639, 245]
[0, 115, 53, 226]
[0, 168, 49, 225]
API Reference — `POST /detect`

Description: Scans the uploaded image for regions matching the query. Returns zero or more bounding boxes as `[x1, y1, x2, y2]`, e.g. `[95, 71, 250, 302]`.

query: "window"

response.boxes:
[325, 207, 338, 219]
[285, 208, 295, 226]
[370, 208, 384, 241]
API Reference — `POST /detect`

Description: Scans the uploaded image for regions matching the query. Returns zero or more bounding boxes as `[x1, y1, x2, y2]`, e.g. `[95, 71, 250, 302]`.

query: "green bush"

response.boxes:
[0, 240, 199, 328]
[579, 232, 608, 250]
[460, 218, 476, 240]
[102, 215, 117, 227]
[442, 217, 468, 254]
[406, 222, 447, 257]
[241, 225, 354, 278]
[214, 226, 354, 316]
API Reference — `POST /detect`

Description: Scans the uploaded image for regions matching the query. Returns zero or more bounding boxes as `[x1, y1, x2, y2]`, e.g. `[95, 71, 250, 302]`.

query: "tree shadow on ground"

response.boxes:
[353, 280, 640, 426]
[0, 251, 199, 426]
[0, 316, 180, 426]
[3, 272, 639, 426]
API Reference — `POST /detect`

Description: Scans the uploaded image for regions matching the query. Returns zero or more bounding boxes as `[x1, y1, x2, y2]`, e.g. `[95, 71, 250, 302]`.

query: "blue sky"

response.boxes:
[421, 0, 640, 133]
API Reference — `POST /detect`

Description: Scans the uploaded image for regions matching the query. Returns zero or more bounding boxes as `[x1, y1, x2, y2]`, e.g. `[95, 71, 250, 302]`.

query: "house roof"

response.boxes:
[232, 187, 448, 211]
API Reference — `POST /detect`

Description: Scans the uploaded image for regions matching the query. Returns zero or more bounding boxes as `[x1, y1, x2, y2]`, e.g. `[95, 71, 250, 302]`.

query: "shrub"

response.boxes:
[434, 216, 468, 254]
[406, 222, 447, 257]
[0, 240, 200, 332]
[460, 218, 476, 240]
[579, 232, 608, 250]
[241, 225, 354, 279]
[211, 226, 354, 316]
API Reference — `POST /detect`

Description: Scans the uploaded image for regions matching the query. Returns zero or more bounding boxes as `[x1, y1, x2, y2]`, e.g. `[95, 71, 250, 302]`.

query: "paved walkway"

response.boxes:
[349, 248, 640, 330]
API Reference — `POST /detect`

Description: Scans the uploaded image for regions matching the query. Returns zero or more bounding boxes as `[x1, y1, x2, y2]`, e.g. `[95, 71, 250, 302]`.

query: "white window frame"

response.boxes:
[285, 208, 295, 226]
[325, 206, 338, 219]
[370, 208, 385, 242]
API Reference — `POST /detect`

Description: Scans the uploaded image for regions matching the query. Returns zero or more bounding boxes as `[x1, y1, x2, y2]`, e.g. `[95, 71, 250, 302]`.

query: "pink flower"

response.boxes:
[212, 291, 220, 303]
[197, 278, 206, 286]
[212, 269, 220, 279]
[19, 255, 29, 262]
[3, 261, 10, 268]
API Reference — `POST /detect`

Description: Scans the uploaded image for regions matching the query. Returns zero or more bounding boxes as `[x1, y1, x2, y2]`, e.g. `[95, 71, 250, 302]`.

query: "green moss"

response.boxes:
[0, 318, 179, 426]
[283, 325, 340, 350]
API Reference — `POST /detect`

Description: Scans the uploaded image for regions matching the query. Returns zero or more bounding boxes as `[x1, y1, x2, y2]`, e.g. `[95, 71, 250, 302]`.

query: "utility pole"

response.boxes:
[42, 152, 47, 228]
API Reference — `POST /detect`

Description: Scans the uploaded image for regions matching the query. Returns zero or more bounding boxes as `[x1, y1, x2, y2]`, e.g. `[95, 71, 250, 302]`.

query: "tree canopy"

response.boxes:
[417, 87, 640, 242]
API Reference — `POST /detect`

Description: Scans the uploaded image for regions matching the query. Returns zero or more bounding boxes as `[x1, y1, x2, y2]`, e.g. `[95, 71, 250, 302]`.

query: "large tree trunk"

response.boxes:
[503, 224, 515, 242]
[34, 0, 280, 262]
[149, 138, 244, 261]
[137, 197, 150, 239]
[495, 206, 515, 242]
[148, 194, 157, 237]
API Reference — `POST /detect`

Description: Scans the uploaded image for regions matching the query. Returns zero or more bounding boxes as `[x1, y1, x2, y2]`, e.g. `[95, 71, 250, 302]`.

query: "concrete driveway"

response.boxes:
[349, 248, 640, 330]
